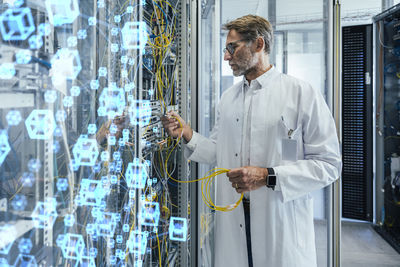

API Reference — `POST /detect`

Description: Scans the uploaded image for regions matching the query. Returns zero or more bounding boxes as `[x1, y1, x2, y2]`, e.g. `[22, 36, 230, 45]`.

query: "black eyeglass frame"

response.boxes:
[223, 39, 249, 55]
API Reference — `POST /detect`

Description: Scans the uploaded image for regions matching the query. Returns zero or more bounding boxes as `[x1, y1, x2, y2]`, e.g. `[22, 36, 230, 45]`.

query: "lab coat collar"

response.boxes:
[242, 65, 277, 90]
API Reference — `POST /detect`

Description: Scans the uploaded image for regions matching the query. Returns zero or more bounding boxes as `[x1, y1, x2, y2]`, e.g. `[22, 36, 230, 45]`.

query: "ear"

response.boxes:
[254, 37, 264, 52]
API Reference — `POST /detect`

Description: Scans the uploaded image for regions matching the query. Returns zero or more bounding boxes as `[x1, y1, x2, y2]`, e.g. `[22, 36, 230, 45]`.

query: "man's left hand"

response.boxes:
[227, 166, 269, 193]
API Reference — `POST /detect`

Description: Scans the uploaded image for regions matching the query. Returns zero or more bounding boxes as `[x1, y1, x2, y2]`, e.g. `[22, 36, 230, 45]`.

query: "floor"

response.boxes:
[314, 220, 400, 267]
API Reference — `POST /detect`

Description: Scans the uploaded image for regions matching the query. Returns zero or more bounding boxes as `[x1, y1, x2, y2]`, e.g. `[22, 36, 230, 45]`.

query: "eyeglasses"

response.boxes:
[223, 39, 248, 55]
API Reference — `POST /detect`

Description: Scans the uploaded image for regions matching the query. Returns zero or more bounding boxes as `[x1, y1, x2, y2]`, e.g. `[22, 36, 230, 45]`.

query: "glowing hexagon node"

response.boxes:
[76, 179, 106, 207]
[139, 201, 160, 227]
[169, 217, 188, 242]
[31, 198, 58, 229]
[72, 135, 99, 167]
[12, 254, 37, 267]
[18, 238, 32, 254]
[0, 258, 8, 266]
[129, 100, 151, 127]
[0, 7, 35, 41]
[125, 158, 149, 189]
[45, 0, 79, 26]
[127, 230, 148, 254]
[0, 63, 15, 79]
[25, 109, 56, 140]
[0, 224, 16, 254]
[58, 233, 85, 260]
[121, 21, 148, 51]
[95, 212, 118, 237]
[6, 110, 21, 126]
[97, 86, 126, 119]
[77, 256, 95, 267]
[0, 130, 11, 166]
[51, 48, 82, 84]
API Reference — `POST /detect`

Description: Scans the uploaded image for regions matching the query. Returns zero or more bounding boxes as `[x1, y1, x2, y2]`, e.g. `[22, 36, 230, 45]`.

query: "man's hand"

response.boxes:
[227, 166, 269, 193]
[161, 111, 193, 142]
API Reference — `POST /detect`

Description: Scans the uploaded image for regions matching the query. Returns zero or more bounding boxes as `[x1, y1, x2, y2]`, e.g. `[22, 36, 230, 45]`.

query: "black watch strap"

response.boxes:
[266, 167, 276, 190]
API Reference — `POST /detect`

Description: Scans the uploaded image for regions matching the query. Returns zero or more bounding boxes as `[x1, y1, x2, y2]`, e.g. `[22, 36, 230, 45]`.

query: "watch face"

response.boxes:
[269, 176, 276, 186]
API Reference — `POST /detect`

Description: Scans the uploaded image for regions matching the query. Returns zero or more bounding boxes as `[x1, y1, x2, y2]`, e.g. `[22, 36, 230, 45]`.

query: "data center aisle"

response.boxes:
[314, 220, 400, 267]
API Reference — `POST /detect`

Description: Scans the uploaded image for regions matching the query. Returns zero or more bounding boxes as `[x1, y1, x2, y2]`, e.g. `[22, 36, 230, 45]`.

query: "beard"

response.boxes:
[230, 50, 257, 77]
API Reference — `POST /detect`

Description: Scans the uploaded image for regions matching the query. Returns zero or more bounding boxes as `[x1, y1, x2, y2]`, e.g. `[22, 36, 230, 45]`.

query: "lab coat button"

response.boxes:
[236, 118, 239, 122]
[235, 153, 238, 157]
[240, 224, 242, 228]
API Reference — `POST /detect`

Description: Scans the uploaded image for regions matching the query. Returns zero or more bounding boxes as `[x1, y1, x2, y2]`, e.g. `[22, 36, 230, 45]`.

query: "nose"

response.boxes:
[224, 50, 232, 61]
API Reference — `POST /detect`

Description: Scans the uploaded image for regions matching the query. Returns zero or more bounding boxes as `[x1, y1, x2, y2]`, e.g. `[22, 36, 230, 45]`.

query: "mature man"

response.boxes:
[162, 15, 341, 267]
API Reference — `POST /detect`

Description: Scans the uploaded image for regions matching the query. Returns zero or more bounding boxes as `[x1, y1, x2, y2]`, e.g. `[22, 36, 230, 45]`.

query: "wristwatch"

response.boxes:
[266, 167, 276, 190]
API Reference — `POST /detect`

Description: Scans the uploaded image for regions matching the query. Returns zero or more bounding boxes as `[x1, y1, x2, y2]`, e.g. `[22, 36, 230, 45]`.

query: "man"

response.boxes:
[162, 15, 341, 267]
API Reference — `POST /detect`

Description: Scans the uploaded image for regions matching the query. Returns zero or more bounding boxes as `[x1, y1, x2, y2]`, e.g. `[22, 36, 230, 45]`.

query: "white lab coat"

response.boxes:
[185, 67, 341, 267]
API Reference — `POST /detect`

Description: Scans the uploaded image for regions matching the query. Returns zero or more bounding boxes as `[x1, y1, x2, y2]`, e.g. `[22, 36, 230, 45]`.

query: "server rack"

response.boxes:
[374, 4, 400, 253]
[341, 24, 373, 221]
[0, 0, 197, 266]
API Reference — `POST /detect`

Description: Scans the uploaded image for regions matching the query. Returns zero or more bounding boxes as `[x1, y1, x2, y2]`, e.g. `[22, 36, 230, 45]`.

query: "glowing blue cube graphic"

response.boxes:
[15, 50, 31, 64]
[38, 23, 51, 36]
[127, 230, 148, 254]
[121, 22, 148, 51]
[12, 254, 37, 267]
[6, 110, 21, 126]
[76, 179, 106, 206]
[88, 17, 96, 26]
[97, 0, 105, 8]
[44, 90, 57, 103]
[72, 135, 99, 167]
[78, 256, 95, 267]
[0, 225, 16, 254]
[139, 202, 160, 227]
[111, 43, 119, 53]
[64, 214, 75, 227]
[51, 48, 82, 84]
[57, 233, 85, 260]
[111, 27, 119, 36]
[18, 238, 32, 254]
[67, 36, 77, 47]
[95, 212, 118, 237]
[0, 8, 35, 41]
[77, 29, 87, 39]
[11, 194, 27, 211]
[98, 67, 107, 77]
[0, 63, 15, 79]
[28, 158, 41, 172]
[0, 131, 11, 166]
[55, 110, 67, 122]
[125, 158, 149, 189]
[31, 198, 57, 229]
[0, 258, 9, 267]
[57, 178, 68, 191]
[63, 96, 73, 107]
[169, 217, 188, 242]
[97, 86, 126, 119]
[87, 124, 97, 135]
[28, 34, 43, 49]
[45, 0, 79, 26]
[70, 85, 80, 97]
[129, 100, 151, 127]
[21, 172, 34, 187]
[25, 109, 56, 140]
[90, 80, 99, 90]
[100, 151, 109, 162]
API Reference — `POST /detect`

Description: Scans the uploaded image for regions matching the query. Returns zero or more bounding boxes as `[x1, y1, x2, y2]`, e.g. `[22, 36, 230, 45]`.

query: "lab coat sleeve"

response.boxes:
[273, 84, 342, 203]
[183, 103, 220, 166]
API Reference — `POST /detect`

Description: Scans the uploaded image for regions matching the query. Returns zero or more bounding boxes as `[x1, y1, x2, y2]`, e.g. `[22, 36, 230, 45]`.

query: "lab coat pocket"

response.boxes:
[279, 118, 302, 161]
[294, 195, 314, 250]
